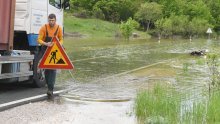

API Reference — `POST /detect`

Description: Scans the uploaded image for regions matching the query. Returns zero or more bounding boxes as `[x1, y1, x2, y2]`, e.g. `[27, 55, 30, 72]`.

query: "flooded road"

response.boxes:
[0, 99, 135, 124]
[1, 38, 219, 123]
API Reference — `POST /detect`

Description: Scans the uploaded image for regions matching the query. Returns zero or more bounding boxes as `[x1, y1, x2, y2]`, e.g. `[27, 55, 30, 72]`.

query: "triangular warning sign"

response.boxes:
[38, 37, 74, 69]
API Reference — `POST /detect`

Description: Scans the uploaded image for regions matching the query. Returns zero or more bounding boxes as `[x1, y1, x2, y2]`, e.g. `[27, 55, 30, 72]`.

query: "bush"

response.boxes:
[92, 8, 105, 20]
[119, 18, 139, 40]
[73, 9, 91, 18]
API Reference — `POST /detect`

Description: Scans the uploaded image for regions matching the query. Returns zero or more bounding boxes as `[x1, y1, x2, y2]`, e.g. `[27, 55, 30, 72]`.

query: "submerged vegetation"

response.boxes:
[119, 18, 139, 40]
[135, 53, 220, 123]
[135, 84, 181, 123]
[135, 84, 220, 123]
[206, 53, 220, 89]
[207, 91, 220, 122]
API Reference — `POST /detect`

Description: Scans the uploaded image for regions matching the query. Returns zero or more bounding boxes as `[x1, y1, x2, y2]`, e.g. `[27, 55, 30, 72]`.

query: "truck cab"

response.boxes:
[14, 0, 67, 50]
[0, 0, 70, 87]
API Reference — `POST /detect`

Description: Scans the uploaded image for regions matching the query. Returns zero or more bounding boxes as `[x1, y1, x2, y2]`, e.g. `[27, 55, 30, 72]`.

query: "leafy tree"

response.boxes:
[69, 0, 219, 38]
[155, 18, 165, 39]
[69, 0, 99, 17]
[184, 0, 213, 21]
[92, 7, 105, 19]
[158, 0, 186, 17]
[118, 0, 138, 21]
[161, 18, 172, 38]
[183, 18, 193, 40]
[169, 14, 189, 35]
[70, 0, 99, 11]
[156, 15, 189, 39]
[93, 0, 137, 22]
[120, 18, 139, 40]
[207, 0, 220, 33]
[190, 18, 212, 37]
[70, 0, 138, 22]
[135, 2, 162, 31]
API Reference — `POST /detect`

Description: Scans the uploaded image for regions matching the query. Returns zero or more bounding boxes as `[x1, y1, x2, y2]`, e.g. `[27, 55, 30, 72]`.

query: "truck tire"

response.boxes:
[33, 51, 46, 88]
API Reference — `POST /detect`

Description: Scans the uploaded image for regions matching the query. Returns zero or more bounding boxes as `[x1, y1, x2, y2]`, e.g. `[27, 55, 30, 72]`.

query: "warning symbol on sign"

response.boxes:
[38, 37, 74, 69]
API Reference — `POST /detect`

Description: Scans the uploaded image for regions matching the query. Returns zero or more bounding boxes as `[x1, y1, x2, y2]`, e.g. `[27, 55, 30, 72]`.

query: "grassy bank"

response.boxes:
[64, 16, 117, 38]
[135, 84, 220, 123]
[64, 14, 148, 39]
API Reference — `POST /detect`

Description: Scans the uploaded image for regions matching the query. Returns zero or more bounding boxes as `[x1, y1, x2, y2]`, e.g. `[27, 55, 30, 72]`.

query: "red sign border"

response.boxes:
[38, 37, 74, 69]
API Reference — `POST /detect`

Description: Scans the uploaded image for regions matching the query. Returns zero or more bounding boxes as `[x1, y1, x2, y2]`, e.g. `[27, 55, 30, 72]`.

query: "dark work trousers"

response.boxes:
[40, 46, 57, 91]
[45, 69, 56, 91]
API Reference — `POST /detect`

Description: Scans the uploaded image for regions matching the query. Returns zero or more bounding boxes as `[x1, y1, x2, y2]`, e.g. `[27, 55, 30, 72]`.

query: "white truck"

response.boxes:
[0, 0, 70, 87]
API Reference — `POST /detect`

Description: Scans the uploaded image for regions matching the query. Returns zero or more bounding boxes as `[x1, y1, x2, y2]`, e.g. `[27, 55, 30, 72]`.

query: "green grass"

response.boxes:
[135, 84, 220, 123]
[207, 91, 220, 123]
[64, 14, 148, 39]
[64, 15, 118, 38]
[135, 84, 181, 123]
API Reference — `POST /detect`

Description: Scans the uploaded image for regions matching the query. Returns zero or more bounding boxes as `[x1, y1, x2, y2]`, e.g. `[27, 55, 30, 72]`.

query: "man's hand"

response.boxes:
[44, 42, 54, 47]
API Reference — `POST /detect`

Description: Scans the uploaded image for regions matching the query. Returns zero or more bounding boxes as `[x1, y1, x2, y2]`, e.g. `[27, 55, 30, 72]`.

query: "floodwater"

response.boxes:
[1, 38, 219, 123]
[60, 38, 216, 95]
[56, 38, 218, 123]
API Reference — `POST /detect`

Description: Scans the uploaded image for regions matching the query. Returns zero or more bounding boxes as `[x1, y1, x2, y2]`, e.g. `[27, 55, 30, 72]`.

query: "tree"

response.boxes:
[70, 0, 99, 10]
[184, 0, 213, 21]
[120, 18, 139, 40]
[93, 0, 137, 22]
[207, 0, 220, 33]
[190, 18, 212, 37]
[135, 2, 162, 31]
[169, 14, 189, 35]
[151, 0, 187, 17]
[155, 18, 165, 39]
[69, 0, 100, 17]
[161, 18, 172, 38]
[118, 0, 138, 21]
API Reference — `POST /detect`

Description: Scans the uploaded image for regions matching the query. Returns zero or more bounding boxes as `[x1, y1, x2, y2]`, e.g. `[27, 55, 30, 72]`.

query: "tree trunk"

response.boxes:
[146, 20, 150, 31]
[158, 33, 161, 41]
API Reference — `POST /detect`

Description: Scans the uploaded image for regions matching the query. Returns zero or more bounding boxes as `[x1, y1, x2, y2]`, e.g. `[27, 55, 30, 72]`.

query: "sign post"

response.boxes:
[206, 28, 212, 40]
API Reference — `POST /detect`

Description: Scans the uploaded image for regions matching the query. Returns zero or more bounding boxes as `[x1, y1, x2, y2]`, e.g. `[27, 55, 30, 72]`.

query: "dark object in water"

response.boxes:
[190, 50, 207, 56]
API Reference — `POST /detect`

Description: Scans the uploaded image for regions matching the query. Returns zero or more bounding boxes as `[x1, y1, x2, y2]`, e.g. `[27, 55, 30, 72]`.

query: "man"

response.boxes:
[37, 13, 63, 99]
